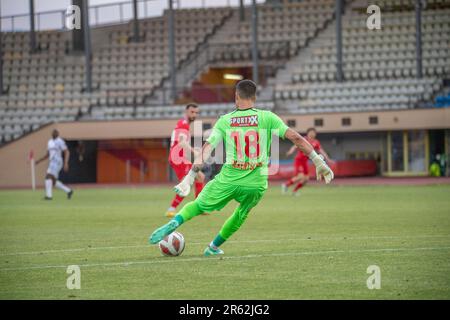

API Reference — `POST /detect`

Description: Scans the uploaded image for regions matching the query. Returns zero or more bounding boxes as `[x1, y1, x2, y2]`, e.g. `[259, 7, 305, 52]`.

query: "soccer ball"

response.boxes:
[158, 231, 185, 257]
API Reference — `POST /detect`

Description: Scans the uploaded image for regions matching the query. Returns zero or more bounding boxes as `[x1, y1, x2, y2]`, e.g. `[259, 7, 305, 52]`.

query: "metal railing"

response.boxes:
[165, 84, 239, 104]
[0, 0, 265, 32]
[103, 83, 276, 108]
[159, 40, 291, 103]
[96, 40, 289, 108]
[102, 85, 236, 106]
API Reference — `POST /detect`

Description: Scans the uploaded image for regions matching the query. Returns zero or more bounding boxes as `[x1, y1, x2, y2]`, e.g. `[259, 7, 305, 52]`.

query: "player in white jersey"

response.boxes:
[36, 129, 73, 200]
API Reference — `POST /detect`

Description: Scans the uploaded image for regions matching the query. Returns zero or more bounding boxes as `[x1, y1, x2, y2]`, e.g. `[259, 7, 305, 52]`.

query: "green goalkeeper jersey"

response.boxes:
[206, 107, 289, 188]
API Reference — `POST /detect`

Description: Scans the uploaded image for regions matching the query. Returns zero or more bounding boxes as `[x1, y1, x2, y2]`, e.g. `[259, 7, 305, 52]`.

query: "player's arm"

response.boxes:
[178, 133, 200, 158]
[284, 128, 314, 156]
[173, 142, 214, 197]
[174, 117, 223, 196]
[35, 151, 49, 165]
[284, 128, 334, 183]
[63, 149, 70, 172]
[286, 145, 297, 157]
[192, 142, 213, 172]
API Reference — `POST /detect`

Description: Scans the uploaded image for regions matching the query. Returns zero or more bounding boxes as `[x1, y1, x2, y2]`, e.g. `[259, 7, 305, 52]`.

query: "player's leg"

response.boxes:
[204, 204, 253, 256]
[44, 173, 55, 200]
[194, 171, 210, 215]
[167, 195, 184, 217]
[293, 161, 309, 196]
[55, 180, 73, 199]
[205, 186, 265, 256]
[47, 160, 73, 199]
[150, 201, 202, 244]
[194, 171, 205, 198]
[150, 179, 235, 244]
[292, 174, 306, 194]
[44, 159, 60, 200]
[282, 176, 295, 194]
[282, 158, 301, 194]
[284, 174, 301, 188]
[166, 162, 191, 217]
[283, 172, 304, 193]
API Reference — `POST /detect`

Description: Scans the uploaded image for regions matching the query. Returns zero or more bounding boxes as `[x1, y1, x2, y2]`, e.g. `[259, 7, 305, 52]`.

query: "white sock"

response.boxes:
[45, 179, 53, 198]
[209, 241, 218, 250]
[168, 206, 176, 212]
[55, 181, 71, 193]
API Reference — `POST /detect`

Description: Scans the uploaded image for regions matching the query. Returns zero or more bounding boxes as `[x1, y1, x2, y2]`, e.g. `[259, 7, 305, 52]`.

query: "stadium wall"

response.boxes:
[0, 118, 216, 188]
[1, 109, 449, 188]
[0, 123, 58, 189]
[278, 108, 450, 133]
[319, 132, 383, 161]
[97, 139, 169, 183]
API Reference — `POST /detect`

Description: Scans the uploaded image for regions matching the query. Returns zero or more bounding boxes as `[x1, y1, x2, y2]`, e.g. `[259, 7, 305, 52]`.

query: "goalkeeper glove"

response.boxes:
[173, 169, 197, 197]
[309, 151, 334, 184]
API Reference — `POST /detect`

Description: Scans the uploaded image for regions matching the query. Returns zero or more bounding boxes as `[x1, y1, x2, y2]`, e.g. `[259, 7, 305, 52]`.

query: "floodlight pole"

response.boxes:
[0, 2, 3, 96]
[251, 0, 259, 85]
[336, 0, 343, 82]
[239, 0, 245, 22]
[0, 35, 2, 96]
[168, 0, 177, 101]
[29, 0, 37, 53]
[132, 0, 140, 42]
[415, 0, 423, 78]
[82, 0, 93, 92]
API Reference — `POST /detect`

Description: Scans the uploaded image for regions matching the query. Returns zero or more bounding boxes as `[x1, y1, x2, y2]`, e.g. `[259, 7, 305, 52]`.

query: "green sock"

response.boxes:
[173, 215, 184, 226]
[211, 234, 226, 249]
[178, 201, 203, 223]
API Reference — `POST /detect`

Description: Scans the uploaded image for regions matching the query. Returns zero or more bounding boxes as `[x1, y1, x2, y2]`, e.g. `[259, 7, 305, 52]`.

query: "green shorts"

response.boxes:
[196, 178, 266, 213]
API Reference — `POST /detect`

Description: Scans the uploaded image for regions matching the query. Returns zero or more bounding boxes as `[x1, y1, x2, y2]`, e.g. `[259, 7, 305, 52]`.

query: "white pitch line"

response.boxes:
[1, 234, 450, 257]
[1, 246, 450, 272]
[0, 245, 147, 257]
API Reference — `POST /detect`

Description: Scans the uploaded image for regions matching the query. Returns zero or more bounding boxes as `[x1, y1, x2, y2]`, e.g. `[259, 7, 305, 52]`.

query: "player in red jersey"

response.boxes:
[166, 103, 205, 217]
[282, 128, 332, 196]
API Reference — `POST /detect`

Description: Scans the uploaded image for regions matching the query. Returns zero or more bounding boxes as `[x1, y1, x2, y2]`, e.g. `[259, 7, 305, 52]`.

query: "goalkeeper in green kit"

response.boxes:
[149, 80, 334, 256]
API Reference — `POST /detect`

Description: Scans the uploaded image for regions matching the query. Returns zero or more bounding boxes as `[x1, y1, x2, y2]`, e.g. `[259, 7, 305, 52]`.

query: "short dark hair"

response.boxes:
[236, 80, 257, 100]
[306, 127, 316, 134]
[186, 103, 198, 110]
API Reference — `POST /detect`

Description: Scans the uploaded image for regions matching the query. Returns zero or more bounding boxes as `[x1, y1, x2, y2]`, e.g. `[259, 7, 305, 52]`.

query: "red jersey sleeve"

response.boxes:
[295, 138, 321, 161]
[311, 139, 321, 152]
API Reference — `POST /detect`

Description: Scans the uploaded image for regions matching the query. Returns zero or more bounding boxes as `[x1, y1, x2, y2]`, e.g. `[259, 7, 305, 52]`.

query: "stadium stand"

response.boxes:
[94, 7, 233, 106]
[1, 0, 449, 144]
[90, 101, 274, 120]
[87, 0, 337, 120]
[87, 0, 336, 120]
[0, 30, 92, 143]
[0, 7, 233, 143]
[435, 92, 450, 107]
[209, 0, 335, 61]
[272, 0, 450, 113]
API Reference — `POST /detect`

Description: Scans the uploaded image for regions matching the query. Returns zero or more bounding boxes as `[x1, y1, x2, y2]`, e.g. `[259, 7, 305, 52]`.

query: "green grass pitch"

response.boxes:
[0, 184, 449, 299]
